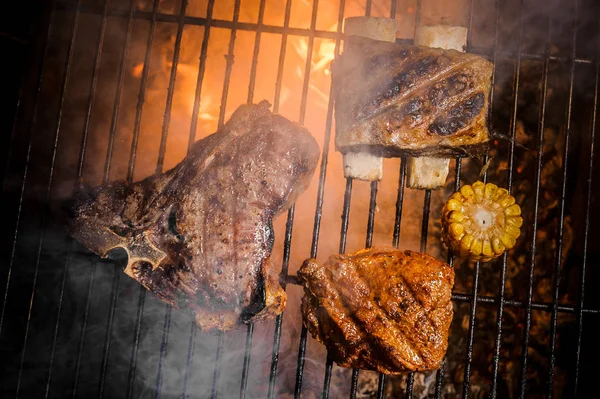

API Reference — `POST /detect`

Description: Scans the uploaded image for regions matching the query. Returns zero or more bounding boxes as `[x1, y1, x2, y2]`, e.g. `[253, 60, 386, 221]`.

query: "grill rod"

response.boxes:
[48, 0, 112, 397]
[238, 1, 268, 397]
[209, 0, 242, 397]
[11, 1, 83, 397]
[265, 0, 294, 397]
[153, 1, 190, 398]
[181, 0, 216, 394]
[573, 5, 600, 395]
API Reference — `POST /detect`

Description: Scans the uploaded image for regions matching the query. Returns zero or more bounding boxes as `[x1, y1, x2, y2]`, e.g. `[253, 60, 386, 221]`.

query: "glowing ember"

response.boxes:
[132, 62, 144, 78]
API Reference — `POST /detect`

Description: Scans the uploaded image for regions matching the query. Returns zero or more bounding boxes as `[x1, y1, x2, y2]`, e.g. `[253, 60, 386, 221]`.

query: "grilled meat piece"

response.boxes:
[298, 247, 455, 374]
[66, 101, 320, 332]
[332, 35, 493, 159]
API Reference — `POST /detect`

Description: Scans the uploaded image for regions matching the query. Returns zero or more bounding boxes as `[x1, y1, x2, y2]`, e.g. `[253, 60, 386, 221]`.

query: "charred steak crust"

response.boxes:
[66, 101, 320, 332]
[332, 35, 494, 158]
[298, 247, 455, 374]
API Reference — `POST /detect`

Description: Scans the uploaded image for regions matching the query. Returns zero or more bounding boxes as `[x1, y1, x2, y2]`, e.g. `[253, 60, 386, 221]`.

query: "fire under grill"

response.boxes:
[1, 0, 599, 398]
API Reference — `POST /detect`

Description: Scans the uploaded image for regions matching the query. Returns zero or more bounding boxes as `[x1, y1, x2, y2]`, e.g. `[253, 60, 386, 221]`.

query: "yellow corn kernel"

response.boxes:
[470, 238, 483, 256]
[498, 195, 516, 208]
[445, 199, 463, 212]
[482, 239, 493, 257]
[491, 236, 505, 255]
[494, 188, 509, 201]
[450, 192, 464, 202]
[471, 181, 485, 199]
[500, 233, 516, 249]
[460, 184, 475, 199]
[447, 210, 465, 223]
[506, 216, 523, 228]
[460, 234, 475, 252]
[484, 183, 498, 199]
[505, 224, 521, 239]
[505, 204, 521, 216]
[449, 223, 465, 239]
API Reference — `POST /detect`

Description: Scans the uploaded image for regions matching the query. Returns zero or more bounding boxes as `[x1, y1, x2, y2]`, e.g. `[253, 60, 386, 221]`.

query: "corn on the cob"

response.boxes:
[441, 181, 523, 262]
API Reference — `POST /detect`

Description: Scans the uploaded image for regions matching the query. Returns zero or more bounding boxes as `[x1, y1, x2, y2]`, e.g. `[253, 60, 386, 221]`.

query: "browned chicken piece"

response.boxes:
[332, 35, 493, 159]
[65, 101, 320, 332]
[298, 247, 455, 374]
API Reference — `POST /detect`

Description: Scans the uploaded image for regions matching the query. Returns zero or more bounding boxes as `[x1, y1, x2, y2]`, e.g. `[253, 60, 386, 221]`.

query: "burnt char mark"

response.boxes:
[428, 92, 485, 136]
[428, 73, 470, 106]
[358, 55, 444, 120]
[382, 98, 428, 134]
[241, 270, 267, 322]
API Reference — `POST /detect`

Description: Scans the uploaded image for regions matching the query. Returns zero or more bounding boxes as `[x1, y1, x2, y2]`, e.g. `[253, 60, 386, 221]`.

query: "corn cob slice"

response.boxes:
[441, 181, 523, 262]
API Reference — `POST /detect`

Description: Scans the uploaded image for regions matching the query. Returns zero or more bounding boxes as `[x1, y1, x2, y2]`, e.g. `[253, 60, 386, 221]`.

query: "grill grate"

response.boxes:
[1, 0, 599, 398]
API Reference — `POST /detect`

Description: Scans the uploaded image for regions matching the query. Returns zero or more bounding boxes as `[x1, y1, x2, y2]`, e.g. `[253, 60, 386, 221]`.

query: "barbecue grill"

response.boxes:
[1, 0, 599, 398]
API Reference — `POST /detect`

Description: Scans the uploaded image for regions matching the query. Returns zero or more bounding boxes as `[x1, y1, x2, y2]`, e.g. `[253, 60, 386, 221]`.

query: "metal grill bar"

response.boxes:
[155, 0, 188, 174]
[245, 0, 266, 105]
[520, 1, 578, 397]
[349, 369, 359, 399]
[216, 0, 241, 130]
[461, 262, 480, 399]
[74, 262, 100, 398]
[238, 1, 267, 397]
[266, 205, 295, 399]
[187, 0, 215, 148]
[95, 2, 136, 397]
[265, 0, 293, 396]
[0, 0, 55, 345]
[573, 10, 600, 396]
[322, 177, 353, 399]
[297, 0, 319, 125]
[293, 328, 308, 397]
[46, 0, 111, 396]
[123, 2, 161, 397]
[13, 1, 82, 396]
[210, 333, 225, 398]
[487, 0, 525, 395]
[182, 1, 215, 394]
[434, 158, 462, 398]
[181, 321, 197, 398]
[403, 188, 433, 398]
[319, 175, 351, 399]
[393, 161, 407, 249]
[293, 0, 346, 395]
[209, 0, 242, 395]
[153, 1, 189, 397]
[366, 182, 378, 249]
[540, 9, 557, 399]
[348, 179, 378, 399]
[487, 0, 506, 393]
[271, 0, 292, 115]
[420, 190, 431, 254]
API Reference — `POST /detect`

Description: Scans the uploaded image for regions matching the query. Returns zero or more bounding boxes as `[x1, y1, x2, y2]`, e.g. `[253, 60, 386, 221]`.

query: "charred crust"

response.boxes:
[428, 92, 485, 136]
[241, 271, 267, 322]
[428, 73, 470, 106]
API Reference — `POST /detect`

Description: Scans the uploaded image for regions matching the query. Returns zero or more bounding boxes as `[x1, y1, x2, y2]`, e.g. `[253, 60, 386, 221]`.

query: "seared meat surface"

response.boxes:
[332, 36, 494, 158]
[298, 247, 454, 374]
[66, 101, 320, 332]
